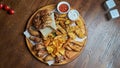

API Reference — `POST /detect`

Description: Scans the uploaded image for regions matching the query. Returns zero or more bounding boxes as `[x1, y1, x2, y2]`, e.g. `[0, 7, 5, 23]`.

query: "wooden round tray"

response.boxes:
[25, 4, 87, 65]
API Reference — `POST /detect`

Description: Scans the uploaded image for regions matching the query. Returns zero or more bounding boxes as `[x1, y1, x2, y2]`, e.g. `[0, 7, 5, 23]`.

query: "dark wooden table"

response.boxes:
[0, 0, 120, 68]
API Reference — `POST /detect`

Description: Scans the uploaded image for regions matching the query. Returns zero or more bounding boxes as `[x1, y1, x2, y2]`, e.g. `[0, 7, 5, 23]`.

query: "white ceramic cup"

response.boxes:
[57, 1, 70, 14]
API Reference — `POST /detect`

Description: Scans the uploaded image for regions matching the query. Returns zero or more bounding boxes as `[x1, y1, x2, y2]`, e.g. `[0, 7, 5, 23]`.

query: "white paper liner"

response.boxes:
[23, 30, 36, 46]
[50, 13, 57, 30]
[47, 60, 55, 66]
[23, 30, 30, 38]
[75, 36, 87, 42]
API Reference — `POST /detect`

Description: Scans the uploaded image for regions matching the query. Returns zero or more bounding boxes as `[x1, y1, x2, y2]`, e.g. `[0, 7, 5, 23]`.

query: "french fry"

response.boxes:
[81, 28, 86, 35]
[63, 38, 71, 47]
[75, 19, 84, 28]
[65, 50, 78, 59]
[65, 20, 71, 24]
[56, 30, 62, 35]
[59, 21, 66, 29]
[59, 48, 65, 55]
[68, 43, 82, 52]
[44, 39, 50, 46]
[66, 25, 79, 33]
[75, 29, 85, 38]
[58, 14, 67, 18]
[57, 25, 66, 34]
[46, 46, 54, 54]
[70, 40, 84, 47]
[56, 52, 61, 57]
[68, 32, 76, 39]
[65, 45, 72, 50]
[56, 18, 66, 21]
[63, 55, 68, 60]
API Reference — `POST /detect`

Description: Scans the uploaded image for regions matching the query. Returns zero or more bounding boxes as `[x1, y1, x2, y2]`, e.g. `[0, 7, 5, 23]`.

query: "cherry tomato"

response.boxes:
[3, 5, 10, 11]
[0, 4, 3, 9]
[8, 9, 15, 14]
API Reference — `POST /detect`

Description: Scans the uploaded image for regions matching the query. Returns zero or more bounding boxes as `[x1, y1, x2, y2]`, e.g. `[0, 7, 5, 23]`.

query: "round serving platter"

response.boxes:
[25, 4, 87, 65]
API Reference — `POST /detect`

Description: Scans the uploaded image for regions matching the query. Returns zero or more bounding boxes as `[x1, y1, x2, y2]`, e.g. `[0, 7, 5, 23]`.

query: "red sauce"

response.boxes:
[59, 4, 68, 12]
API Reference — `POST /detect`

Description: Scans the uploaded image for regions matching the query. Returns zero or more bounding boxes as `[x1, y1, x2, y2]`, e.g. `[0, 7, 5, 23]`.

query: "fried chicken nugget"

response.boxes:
[44, 55, 54, 61]
[37, 50, 47, 58]
[28, 27, 39, 36]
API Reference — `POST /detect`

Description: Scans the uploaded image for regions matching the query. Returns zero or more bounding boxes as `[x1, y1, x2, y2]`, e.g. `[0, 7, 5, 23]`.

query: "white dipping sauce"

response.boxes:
[68, 10, 80, 21]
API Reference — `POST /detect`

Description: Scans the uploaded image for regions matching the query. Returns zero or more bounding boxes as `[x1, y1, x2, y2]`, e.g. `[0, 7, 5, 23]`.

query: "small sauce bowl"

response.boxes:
[57, 1, 70, 14]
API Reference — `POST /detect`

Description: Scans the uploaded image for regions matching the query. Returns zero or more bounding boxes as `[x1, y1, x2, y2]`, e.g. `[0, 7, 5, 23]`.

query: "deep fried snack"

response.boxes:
[45, 55, 54, 61]
[57, 25, 66, 34]
[55, 55, 64, 63]
[81, 28, 86, 35]
[28, 27, 39, 36]
[75, 29, 85, 38]
[68, 43, 82, 52]
[40, 9, 51, 16]
[65, 45, 72, 50]
[65, 20, 71, 24]
[70, 40, 84, 47]
[56, 18, 66, 21]
[29, 36, 41, 43]
[68, 32, 76, 39]
[59, 48, 65, 55]
[63, 38, 71, 47]
[65, 50, 78, 59]
[37, 50, 47, 58]
[59, 21, 66, 29]
[33, 9, 52, 29]
[33, 43, 45, 51]
[75, 19, 84, 28]
[58, 14, 67, 18]
[55, 30, 62, 35]
[44, 39, 51, 46]
[46, 46, 54, 54]
[33, 16, 41, 29]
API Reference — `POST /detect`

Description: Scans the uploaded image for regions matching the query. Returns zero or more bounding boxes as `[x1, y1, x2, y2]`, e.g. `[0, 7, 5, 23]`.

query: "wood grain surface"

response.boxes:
[0, 0, 120, 68]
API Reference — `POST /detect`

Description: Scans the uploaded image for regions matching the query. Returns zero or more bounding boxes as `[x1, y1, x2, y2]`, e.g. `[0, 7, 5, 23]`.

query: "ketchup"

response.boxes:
[59, 4, 68, 12]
